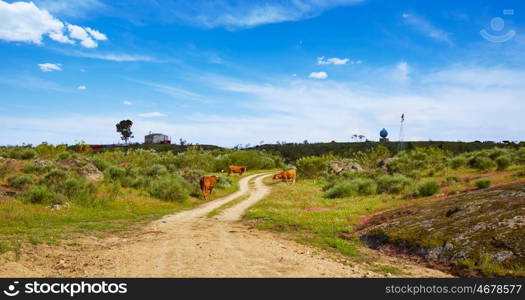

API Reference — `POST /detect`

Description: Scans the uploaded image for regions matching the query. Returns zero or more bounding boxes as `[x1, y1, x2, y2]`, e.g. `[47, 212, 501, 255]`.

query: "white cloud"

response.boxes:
[135, 81, 204, 100]
[123, 101, 133, 105]
[138, 112, 168, 118]
[402, 12, 453, 45]
[65, 51, 155, 62]
[77, 85, 87, 90]
[309, 71, 328, 79]
[171, 0, 364, 29]
[67, 24, 97, 48]
[0, 0, 106, 48]
[317, 56, 350, 65]
[396, 61, 410, 81]
[38, 63, 62, 72]
[85, 27, 107, 41]
[33, 0, 105, 18]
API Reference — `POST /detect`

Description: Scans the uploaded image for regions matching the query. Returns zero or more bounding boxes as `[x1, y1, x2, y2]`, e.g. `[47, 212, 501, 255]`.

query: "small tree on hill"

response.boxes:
[116, 120, 134, 144]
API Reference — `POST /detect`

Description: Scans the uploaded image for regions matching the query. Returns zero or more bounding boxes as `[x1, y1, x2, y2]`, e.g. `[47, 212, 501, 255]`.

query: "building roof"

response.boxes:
[145, 133, 168, 137]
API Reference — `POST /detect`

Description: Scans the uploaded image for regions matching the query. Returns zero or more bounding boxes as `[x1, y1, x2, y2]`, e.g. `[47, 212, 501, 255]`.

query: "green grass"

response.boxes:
[0, 187, 201, 254]
[371, 265, 408, 276]
[244, 177, 416, 260]
[207, 194, 251, 218]
[0, 168, 271, 255]
[244, 170, 524, 270]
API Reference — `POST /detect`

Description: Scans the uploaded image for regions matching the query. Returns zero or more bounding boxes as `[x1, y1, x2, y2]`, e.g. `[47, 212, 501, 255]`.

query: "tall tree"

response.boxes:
[116, 120, 134, 144]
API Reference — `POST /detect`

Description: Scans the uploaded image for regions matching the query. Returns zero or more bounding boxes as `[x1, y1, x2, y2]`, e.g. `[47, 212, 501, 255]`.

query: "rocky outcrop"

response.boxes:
[58, 159, 103, 182]
[360, 182, 525, 277]
[377, 158, 395, 172]
[328, 161, 363, 174]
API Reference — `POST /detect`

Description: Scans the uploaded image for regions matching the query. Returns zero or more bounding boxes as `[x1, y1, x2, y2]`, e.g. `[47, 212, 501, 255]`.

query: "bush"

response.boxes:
[476, 179, 491, 189]
[325, 182, 358, 198]
[215, 176, 233, 189]
[325, 178, 376, 198]
[57, 152, 71, 160]
[377, 174, 412, 194]
[148, 175, 192, 202]
[8, 174, 35, 189]
[213, 149, 284, 171]
[515, 147, 525, 165]
[20, 149, 37, 160]
[90, 157, 111, 171]
[177, 168, 205, 186]
[41, 169, 67, 185]
[495, 156, 511, 171]
[296, 155, 332, 178]
[468, 154, 496, 171]
[142, 164, 168, 177]
[104, 166, 126, 181]
[352, 178, 377, 196]
[450, 156, 467, 169]
[22, 186, 58, 204]
[22, 163, 49, 174]
[417, 180, 440, 197]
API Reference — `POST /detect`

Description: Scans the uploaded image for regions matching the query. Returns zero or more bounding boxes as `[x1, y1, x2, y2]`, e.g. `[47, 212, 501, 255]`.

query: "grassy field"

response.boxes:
[244, 168, 524, 269]
[0, 168, 247, 256]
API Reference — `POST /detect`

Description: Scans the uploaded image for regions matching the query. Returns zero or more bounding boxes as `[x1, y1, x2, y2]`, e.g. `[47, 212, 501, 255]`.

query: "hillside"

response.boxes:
[360, 181, 525, 277]
[253, 141, 523, 163]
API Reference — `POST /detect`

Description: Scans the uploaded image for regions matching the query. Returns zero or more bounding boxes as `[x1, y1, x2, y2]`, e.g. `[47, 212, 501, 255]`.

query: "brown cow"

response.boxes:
[227, 165, 247, 176]
[273, 169, 296, 185]
[199, 175, 219, 200]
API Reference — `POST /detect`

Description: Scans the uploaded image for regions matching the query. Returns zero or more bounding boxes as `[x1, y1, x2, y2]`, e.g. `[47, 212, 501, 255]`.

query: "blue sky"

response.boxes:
[0, 0, 524, 146]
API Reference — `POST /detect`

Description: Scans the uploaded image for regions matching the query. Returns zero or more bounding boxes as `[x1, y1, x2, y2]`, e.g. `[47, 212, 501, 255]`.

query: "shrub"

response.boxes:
[296, 155, 332, 178]
[8, 174, 35, 189]
[104, 166, 126, 181]
[475, 179, 491, 189]
[352, 178, 377, 196]
[417, 180, 440, 197]
[495, 156, 511, 171]
[213, 149, 284, 171]
[148, 175, 192, 202]
[142, 164, 168, 177]
[178, 168, 205, 186]
[324, 178, 376, 198]
[20, 149, 37, 160]
[22, 163, 49, 174]
[41, 169, 67, 185]
[215, 176, 233, 189]
[325, 182, 358, 198]
[450, 156, 467, 169]
[377, 174, 412, 194]
[57, 152, 71, 160]
[488, 148, 507, 160]
[515, 147, 525, 165]
[446, 176, 460, 184]
[90, 157, 111, 171]
[468, 154, 496, 171]
[387, 147, 449, 175]
[22, 186, 58, 204]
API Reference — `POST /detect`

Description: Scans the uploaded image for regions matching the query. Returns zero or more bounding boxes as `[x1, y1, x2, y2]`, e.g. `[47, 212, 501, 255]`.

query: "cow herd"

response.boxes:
[199, 165, 297, 200]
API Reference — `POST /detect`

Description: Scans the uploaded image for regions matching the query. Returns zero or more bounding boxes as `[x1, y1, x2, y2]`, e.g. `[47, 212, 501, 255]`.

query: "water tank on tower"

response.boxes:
[380, 128, 389, 142]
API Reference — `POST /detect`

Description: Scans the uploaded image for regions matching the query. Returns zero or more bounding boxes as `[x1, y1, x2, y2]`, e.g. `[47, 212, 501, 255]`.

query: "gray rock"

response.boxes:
[328, 161, 363, 174]
[493, 250, 515, 262]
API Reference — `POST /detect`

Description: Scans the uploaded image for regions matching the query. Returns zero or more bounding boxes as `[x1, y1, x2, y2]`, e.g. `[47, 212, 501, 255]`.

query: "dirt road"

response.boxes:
[0, 173, 450, 277]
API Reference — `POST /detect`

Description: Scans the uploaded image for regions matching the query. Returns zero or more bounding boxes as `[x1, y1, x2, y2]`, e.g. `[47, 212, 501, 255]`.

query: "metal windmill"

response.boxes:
[398, 113, 406, 152]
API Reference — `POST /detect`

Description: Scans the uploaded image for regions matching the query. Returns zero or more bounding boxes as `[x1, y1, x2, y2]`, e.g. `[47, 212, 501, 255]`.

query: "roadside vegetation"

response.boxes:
[245, 145, 525, 276]
[0, 144, 283, 253]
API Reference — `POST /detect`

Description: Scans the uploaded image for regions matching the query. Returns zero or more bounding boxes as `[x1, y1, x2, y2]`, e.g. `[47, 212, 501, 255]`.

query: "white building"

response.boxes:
[144, 133, 171, 144]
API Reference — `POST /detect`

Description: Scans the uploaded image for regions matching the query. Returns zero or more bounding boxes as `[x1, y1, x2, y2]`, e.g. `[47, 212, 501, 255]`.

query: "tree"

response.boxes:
[116, 120, 134, 144]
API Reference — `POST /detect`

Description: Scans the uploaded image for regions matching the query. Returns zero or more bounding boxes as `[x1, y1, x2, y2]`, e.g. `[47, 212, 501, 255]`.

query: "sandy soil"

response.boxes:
[0, 173, 451, 278]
